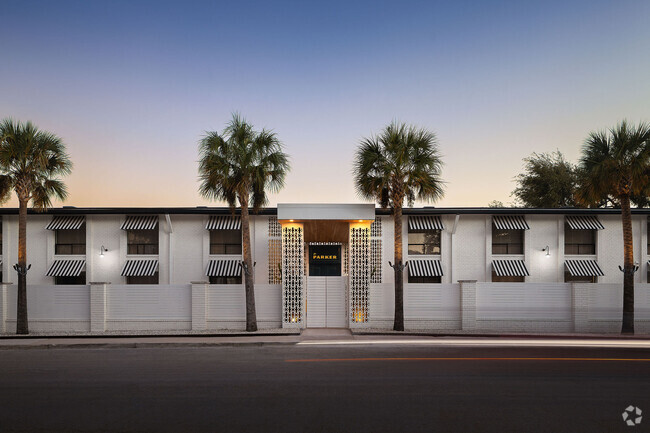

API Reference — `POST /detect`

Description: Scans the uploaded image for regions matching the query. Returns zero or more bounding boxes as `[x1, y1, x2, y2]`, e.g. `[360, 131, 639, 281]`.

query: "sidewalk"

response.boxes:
[2, 328, 650, 349]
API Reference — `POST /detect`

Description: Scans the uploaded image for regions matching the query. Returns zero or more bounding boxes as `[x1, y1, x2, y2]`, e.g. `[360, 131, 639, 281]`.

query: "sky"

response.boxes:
[1, 0, 649, 208]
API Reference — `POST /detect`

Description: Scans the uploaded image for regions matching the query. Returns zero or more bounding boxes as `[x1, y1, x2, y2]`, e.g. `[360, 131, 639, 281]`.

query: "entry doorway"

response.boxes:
[306, 276, 347, 328]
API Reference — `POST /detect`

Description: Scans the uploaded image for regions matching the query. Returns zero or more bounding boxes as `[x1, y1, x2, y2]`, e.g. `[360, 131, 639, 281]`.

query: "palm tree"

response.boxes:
[198, 114, 290, 332]
[577, 120, 650, 334]
[0, 119, 72, 334]
[354, 121, 444, 331]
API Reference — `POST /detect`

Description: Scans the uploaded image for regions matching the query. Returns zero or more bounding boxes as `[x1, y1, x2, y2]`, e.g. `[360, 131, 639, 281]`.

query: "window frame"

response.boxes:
[127, 229, 159, 255]
[407, 228, 441, 256]
[491, 226, 524, 255]
[209, 229, 242, 255]
[55, 225, 86, 255]
[564, 224, 596, 255]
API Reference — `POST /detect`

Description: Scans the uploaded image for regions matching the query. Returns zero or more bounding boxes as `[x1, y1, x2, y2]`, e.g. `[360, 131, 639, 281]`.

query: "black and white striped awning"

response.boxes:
[121, 260, 159, 277]
[408, 259, 443, 277]
[46, 260, 86, 277]
[205, 216, 241, 230]
[565, 216, 604, 230]
[492, 260, 530, 277]
[46, 216, 85, 230]
[565, 260, 604, 277]
[121, 216, 159, 230]
[206, 260, 241, 277]
[409, 216, 444, 230]
[493, 215, 530, 230]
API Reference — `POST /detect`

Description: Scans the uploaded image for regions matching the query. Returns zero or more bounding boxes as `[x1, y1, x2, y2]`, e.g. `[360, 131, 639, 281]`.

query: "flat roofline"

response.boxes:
[0, 206, 646, 216]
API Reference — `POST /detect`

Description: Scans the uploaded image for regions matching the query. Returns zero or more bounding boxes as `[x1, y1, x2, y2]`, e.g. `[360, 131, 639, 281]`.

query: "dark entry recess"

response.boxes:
[309, 245, 342, 276]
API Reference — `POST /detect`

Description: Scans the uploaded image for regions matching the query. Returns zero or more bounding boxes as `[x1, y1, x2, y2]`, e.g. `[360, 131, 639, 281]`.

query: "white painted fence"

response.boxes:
[207, 284, 281, 329]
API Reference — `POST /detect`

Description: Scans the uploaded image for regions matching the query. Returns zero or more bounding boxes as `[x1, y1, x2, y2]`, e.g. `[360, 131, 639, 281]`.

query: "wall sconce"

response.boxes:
[100, 245, 108, 258]
[542, 245, 550, 258]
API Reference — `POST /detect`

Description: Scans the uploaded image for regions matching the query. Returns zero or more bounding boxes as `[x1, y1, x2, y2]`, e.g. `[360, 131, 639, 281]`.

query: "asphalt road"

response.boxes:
[0, 342, 649, 432]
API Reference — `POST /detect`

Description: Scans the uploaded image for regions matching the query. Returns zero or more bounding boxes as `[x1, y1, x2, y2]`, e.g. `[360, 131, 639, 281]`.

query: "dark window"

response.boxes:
[127, 229, 159, 255]
[309, 245, 341, 276]
[127, 273, 159, 285]
[55, 226, 86, 255]
[492, 227, 524, 254]
[564, 224, 595, 255]
[209, 275, 243, 284]
[564, 271, 596, 283]
[647, 220, 650, 255]
[408, 229, 441, 255]
[210, 230, 242, 254]
[408, 274, 441, 284]
[491, 271, 525, 283]
[55, 271, 86, 285]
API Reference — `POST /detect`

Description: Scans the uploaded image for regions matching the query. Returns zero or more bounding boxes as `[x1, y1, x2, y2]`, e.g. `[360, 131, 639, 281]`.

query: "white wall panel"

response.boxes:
[107, 284, 191, 320]
[170, 215, 204, 284]
[476, 283, 571, 320]
[404, 283, 460, 321]
[6, 285, 90, 320]
[207, 284, 245, 320]
[589, 283, 622, 320]
[255, 284, 281, 322]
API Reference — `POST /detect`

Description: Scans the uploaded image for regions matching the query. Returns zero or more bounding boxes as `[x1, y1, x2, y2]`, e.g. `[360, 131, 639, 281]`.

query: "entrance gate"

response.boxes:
[306, 276, 347, 328]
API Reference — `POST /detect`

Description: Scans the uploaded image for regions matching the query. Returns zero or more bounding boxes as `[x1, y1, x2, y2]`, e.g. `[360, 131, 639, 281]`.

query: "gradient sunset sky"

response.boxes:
[1, 0, 649, 208]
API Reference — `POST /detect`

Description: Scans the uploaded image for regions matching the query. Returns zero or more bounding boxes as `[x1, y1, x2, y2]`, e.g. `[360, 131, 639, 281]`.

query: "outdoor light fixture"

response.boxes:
[100, 245, 108, 258]
[289, 219, 294, 222]
[542, 246, 550, 258]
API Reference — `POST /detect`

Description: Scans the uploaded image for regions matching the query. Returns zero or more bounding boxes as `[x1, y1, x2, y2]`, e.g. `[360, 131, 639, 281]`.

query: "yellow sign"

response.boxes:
[312, 253, 338, 260]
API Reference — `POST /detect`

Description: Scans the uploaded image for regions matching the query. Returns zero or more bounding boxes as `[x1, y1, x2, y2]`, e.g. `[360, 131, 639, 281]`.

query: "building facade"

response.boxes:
[0, 203, 649, 333]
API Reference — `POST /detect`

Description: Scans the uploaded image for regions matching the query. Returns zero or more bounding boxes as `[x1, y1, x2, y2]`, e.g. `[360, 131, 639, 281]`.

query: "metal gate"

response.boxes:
[306, 276, 347, 328]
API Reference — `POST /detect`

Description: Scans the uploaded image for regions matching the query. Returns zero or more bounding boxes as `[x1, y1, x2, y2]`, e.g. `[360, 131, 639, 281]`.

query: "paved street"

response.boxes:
[0, 340, 649, 432]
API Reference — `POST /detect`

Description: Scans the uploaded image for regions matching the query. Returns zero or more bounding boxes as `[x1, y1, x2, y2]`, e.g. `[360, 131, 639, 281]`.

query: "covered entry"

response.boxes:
[278, 204, 374, 329]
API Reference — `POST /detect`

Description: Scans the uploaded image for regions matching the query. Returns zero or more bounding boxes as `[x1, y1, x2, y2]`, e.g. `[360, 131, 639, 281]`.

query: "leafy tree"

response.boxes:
[577, 121, 650, 334]
[512, 151, 578, 207]
[487, 200, 505, 208]
[0, 119, 72, 334]
[198, 114, 290, 332]
[354, 121, 444, 331]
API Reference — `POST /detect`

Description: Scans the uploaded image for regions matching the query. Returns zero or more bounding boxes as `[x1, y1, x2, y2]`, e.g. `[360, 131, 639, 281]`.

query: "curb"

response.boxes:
[0, 332, 301, 340]
[0, 340, 301, 350]
[350, 331, 650, 340]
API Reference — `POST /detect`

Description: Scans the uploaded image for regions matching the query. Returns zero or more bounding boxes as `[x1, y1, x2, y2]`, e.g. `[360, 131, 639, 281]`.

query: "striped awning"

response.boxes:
[46, 260, 86, 277]
[206, 260, 241, 277]
[408, 259, 443, 277]
[409, 216, 444, 230]
[565, 260, 604, 277]
[206, 216, 241, 230]
[493, 215, 529, 230]
[492, 260, 530, 277]
[121, 216, 159, 231]
[46, 216, 85, 230]
[121, 259, 159, 277]
[565, 215, 604, 230]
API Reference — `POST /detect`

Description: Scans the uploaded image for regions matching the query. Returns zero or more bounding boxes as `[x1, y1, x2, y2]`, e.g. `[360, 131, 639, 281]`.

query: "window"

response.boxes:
[210, 229, 242, 254]
[564, 224, 595, 255]
[647, 219, 650, 255]
[407, 275, 441, 284]
[127, 273, 159, 285]
[56, 272, 86, 285]
[491, 272, 524, 283]
[55, 226, 86, 255]
[127, 229, 159, 255]
[209, 275, 242, 284]
[492, 227, 523, 254]
[564, 271, 596, 283]
[407, 230, 441, 255]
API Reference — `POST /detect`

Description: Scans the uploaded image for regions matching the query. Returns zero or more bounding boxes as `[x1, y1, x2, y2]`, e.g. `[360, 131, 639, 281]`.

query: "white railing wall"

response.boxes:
[2, 282, 650, 334]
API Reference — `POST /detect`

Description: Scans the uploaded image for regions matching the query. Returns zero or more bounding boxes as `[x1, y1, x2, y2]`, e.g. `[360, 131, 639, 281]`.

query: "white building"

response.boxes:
[0, 203, 649, 334]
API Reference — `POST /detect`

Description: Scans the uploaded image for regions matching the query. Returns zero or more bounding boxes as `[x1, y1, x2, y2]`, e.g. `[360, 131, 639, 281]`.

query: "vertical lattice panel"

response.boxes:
[268, 239, 282, 284]
[282, 226, 304, 324]
[343, 243, 349, 276]
[370, 217, 382, 283]
[371, 217, 382, 237]
[268, 216, 282, 238]
[350, 226, 370, 323]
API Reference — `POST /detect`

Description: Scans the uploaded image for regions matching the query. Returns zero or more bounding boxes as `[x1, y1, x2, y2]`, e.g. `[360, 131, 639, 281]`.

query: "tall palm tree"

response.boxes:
[577, 120, 650, 334]
[354, 121, 444, 331]
[198, 114, 290, 332]
[0, 119, 72, 334]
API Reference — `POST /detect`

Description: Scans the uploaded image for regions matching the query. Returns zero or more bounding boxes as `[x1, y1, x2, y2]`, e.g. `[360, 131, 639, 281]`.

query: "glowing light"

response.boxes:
[289, 219, 294, 222]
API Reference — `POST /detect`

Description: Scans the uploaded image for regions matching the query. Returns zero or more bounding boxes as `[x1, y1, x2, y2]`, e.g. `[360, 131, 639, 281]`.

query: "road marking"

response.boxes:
[286, 357, 650, 363]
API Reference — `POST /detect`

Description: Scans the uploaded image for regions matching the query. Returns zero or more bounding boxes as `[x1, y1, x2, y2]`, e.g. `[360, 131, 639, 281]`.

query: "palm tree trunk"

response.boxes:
[240, 200, 258, 332]
[16, 197, 28, 334]
[393, 205, 404, 331]
[620, 194, 634, 334]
